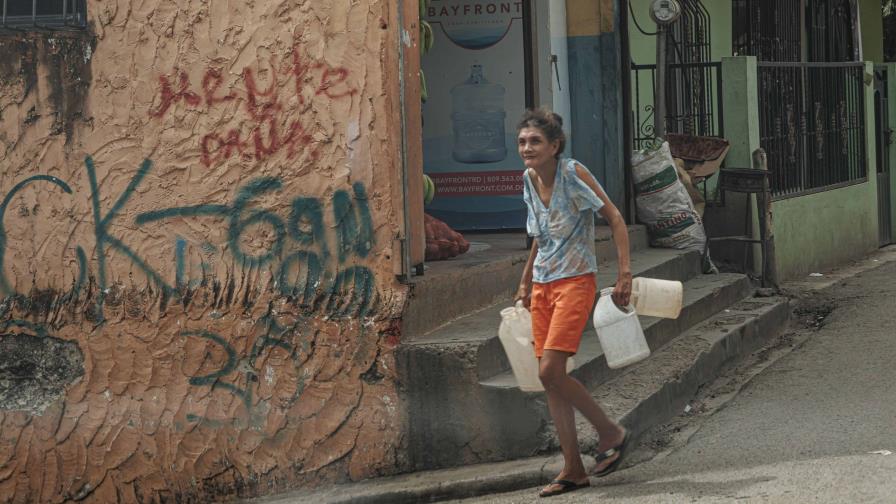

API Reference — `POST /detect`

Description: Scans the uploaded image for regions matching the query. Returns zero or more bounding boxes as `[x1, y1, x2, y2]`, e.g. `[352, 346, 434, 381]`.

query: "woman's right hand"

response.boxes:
[514, 283, 532, 309]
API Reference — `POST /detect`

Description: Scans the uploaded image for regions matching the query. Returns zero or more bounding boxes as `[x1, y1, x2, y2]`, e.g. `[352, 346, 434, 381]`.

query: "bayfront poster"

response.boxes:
[422, 0, 528, 230]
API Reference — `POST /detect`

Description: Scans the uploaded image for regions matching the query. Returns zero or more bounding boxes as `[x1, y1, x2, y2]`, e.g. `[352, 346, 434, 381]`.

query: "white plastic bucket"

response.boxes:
[593, 288, 651, 369]
[499, 302, 574, 392]
[631, 277, 683, 319]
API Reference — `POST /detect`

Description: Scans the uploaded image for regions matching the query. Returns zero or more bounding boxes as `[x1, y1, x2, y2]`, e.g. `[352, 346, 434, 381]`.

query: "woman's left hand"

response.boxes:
[612, 271, 633, 307]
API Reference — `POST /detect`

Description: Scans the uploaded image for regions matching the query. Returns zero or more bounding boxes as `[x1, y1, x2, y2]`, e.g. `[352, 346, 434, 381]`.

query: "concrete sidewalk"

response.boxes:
[250, 246, 896, 504]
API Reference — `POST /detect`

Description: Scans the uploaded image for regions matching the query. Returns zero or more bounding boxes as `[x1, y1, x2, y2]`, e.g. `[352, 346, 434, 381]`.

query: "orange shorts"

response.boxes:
[530, 273, 597, 358]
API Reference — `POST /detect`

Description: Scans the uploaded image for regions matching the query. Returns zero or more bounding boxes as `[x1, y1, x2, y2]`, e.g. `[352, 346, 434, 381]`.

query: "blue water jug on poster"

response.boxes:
[451, 65, 507, 164]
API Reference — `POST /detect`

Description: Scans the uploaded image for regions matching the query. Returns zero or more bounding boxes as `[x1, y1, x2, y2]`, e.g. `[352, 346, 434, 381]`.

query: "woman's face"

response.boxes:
[518, 127, 559, 170]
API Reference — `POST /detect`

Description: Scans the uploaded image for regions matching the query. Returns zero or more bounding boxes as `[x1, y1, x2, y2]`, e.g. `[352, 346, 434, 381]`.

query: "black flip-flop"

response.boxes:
[593, 430, 631, 478]
[538, 479, 590, 498]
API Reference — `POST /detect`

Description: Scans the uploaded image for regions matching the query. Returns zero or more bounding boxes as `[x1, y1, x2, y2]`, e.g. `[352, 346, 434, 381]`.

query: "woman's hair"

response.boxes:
[516, 108, 566, 156]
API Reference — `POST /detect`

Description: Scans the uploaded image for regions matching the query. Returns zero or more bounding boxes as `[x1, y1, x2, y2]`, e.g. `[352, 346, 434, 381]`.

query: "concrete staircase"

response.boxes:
[396, 226, 780, 472]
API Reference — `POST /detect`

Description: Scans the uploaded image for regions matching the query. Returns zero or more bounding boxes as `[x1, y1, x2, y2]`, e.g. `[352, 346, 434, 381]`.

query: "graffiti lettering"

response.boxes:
[150, 70, 202, 118]
[0, 159, 378, 320]
[182, 312, 308, 428]
[137, 177, 377, 317]
[0, 175, 77, 296]
[86, 158, 175, 318]
[200, 116, 318, 167]
[202, 68, 236, 107]
[150, 46, 355, 167]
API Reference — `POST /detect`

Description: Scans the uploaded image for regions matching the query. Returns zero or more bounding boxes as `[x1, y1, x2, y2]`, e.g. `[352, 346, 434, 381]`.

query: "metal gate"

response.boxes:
[875, 66, 892, 247]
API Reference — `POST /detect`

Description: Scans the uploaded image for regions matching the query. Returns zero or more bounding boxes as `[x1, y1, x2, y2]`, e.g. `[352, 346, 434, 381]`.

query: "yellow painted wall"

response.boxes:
[567, 0, 616, 37]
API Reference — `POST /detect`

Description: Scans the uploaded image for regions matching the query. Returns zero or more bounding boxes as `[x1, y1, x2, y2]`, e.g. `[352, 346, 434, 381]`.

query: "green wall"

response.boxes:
[628, 0, 882, 65]
[773, 182, 878, 279]
[627, 0, 732, 66]
[860, 0, 885, 64]
[628, 1, 732, 157]
[772, 62, 880, 280]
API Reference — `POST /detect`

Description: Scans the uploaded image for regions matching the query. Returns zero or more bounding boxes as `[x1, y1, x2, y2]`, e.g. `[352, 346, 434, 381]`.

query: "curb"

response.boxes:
[253, 454, 596, 504]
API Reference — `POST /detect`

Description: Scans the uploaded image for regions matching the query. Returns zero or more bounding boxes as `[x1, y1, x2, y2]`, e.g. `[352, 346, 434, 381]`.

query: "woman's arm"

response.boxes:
[574, 164, 632, 307]
[514, 241, 539, 308]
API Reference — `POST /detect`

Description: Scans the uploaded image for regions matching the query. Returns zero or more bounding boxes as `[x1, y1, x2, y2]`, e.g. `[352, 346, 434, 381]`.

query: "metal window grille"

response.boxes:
[805, 0, 855, 62]
[734, 0, 856, 63]
[631, 61, 724, 150]
[1, 0, 86, 29]
[733, 0, 802, 62]
[758, 62, 867, 198]
[664, 0, 714, 138]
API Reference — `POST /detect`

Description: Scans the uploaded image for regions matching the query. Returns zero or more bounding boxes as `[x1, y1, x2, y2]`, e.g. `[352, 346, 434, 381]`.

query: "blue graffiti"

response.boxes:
[0, 175, 76, 296]
[0, 157, 379, 320]
[175, 237, 187, 290]
[85, 157, 175, 319]
[288, 197, 329, 261]
[182, 313, 307, 427]
[136, 172, 377, 318]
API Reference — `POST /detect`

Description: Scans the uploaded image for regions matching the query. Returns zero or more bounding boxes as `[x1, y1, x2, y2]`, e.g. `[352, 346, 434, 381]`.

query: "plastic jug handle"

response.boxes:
[515, 300, 525, 309]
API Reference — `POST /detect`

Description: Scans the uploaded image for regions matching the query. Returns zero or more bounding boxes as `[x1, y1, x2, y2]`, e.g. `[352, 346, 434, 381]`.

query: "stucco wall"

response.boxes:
[0, 1, 409, 502]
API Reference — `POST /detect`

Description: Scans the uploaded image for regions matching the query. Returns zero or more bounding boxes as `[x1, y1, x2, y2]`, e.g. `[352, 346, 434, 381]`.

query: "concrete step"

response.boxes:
[405, 247, 703, 383]
[396, 247, 751, 472]
[578, 295, 792, 450]
[402, 225, 650, 343]
[294, 295, 791, 504]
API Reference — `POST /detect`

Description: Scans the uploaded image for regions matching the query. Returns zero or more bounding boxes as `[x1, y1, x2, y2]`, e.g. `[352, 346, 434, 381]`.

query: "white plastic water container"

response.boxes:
[498, 302, 573, 392]
[593, 288, 651, 369]
[631, 277, 683, 319]
[451, 64, 507, 163]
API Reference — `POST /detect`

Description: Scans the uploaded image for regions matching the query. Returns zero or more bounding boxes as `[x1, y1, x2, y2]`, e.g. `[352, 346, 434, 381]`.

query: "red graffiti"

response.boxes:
[151, 46, 355, 167]
[200, 117, 319, 167]
[243, 66, 281, 121]
[202, 68, 236, 107]
[151, 71, 202, 118]
[316, 67, 353, 100]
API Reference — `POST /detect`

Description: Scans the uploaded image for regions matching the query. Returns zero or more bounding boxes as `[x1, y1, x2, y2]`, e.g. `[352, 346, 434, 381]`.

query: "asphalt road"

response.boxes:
[449, 262, 896, 503]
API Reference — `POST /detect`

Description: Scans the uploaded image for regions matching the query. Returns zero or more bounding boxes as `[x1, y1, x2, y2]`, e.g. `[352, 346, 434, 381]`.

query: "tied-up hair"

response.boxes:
[516, 108, 566, 157]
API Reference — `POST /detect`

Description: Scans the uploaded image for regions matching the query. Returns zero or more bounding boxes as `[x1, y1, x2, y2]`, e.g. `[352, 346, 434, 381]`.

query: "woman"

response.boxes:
[514, 108, 632, 498]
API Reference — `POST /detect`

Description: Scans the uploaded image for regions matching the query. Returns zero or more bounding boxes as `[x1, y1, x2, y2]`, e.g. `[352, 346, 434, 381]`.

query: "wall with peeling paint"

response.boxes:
[0, 1, 409, 502]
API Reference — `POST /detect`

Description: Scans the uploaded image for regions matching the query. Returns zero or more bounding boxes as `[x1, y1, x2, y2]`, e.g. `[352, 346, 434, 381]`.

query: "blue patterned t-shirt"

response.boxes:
[523, 158, 605, 284]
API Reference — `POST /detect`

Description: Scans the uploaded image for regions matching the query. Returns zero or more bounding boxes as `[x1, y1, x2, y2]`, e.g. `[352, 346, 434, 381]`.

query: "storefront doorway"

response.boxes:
[420, 0, 572, 231]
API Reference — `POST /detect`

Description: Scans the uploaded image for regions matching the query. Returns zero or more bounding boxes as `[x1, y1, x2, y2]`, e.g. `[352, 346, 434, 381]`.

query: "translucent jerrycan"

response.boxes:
[631, 277, 683, 319]
[451, 64, 507, 163]
[498, 302, 573, 392]
[593, 288, 650, 369]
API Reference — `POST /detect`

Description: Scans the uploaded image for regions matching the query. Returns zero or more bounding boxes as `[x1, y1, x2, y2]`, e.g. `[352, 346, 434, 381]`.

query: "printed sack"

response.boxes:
[631, 142, 716, 272]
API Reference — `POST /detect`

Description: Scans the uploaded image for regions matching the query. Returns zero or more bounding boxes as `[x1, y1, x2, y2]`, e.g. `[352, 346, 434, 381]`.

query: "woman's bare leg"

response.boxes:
[540, 350, 626, 473]
[545, 387, 586, 479]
